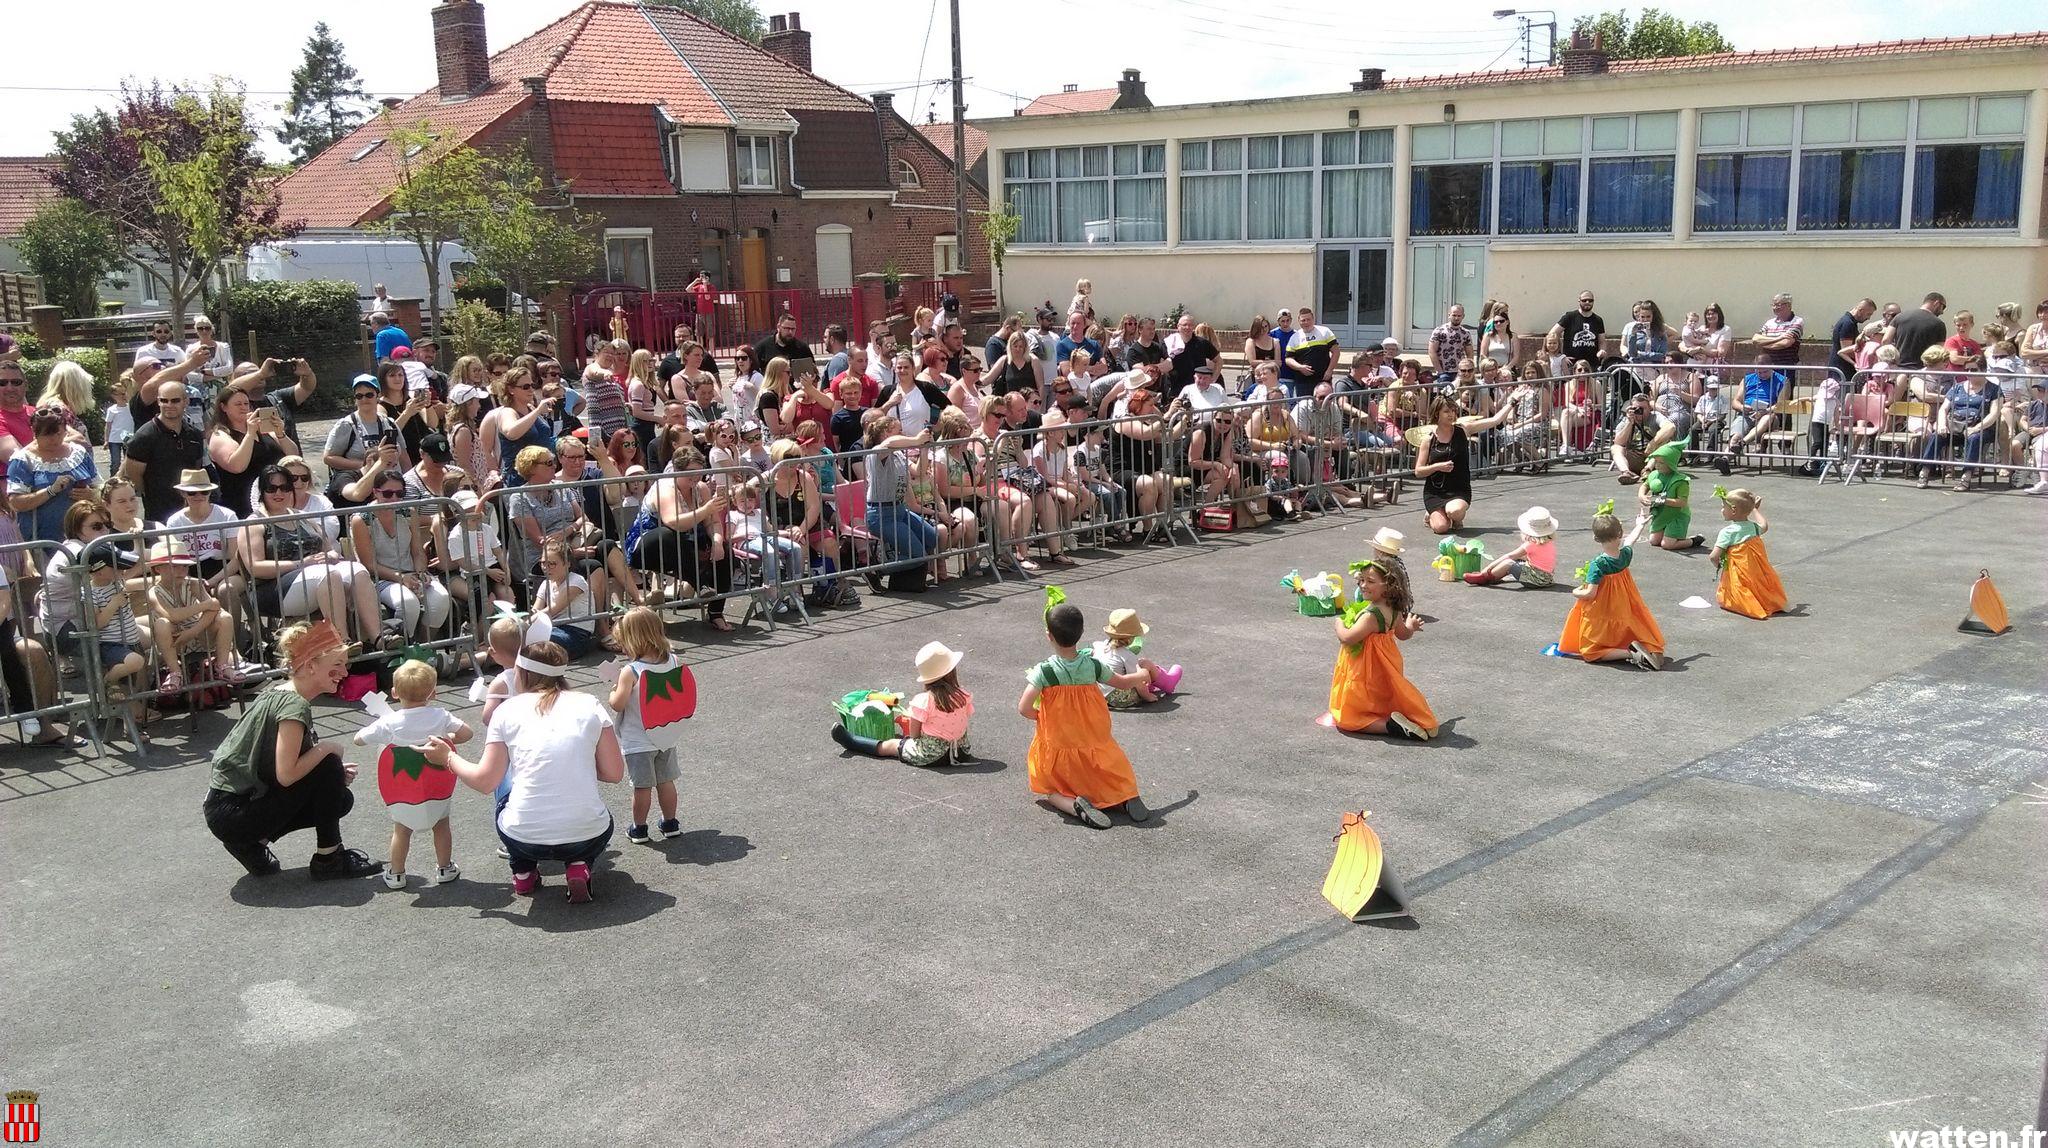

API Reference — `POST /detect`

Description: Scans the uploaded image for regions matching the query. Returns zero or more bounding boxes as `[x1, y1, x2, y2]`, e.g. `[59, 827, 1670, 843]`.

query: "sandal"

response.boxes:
[1048, 555, 1076, 567]
[705, 616, 735, 633]
[1015, 556, 1041, 572]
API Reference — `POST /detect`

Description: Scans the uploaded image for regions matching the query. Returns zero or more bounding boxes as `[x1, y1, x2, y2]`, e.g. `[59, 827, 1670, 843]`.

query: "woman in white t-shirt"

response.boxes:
[425, 640, 623, 902]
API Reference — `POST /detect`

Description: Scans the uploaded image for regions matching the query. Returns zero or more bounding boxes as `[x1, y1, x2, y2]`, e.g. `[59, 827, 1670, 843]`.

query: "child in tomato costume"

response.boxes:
[356, 659, 472, 889]
[608, 607, 697, 844]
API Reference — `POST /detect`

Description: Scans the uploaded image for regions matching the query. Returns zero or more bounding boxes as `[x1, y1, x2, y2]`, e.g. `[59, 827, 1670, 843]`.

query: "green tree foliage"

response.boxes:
[368, 120, 490, 336]
[442, 298, 525, 361]
[1571, 9, 1732, 59]
[48, 81, 298, 330]
[276, 22, 370, 164]
[977, 200, 1022, 314]
[13, 199, 130, 318]
[640, 0, 766, 43]
[220, 279, 366, 408]
[463, 150, 604, 321]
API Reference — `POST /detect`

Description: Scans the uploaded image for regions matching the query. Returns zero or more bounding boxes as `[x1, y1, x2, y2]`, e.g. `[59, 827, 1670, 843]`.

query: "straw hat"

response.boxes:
[1369, 526, 1405, 555]
[173, 468, 218, 493]
[146, 540, 195, 567]
[1516, 506, 1558, 538]
[1103, 608, 1149, 639]
[914, 641, 964, 684]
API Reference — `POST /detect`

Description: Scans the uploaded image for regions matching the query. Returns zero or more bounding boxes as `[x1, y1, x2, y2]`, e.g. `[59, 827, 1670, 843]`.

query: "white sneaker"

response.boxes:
[21, 717, 41, 740]
[432, 863, 460, 885]
[2025, 480, 2048, 495]
[381, 868, 406, 890]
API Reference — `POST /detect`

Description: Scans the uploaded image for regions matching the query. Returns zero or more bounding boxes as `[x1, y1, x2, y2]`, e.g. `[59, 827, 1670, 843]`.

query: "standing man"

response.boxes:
[121, 381, 209, 522]
[1832, 298, 1877, 380]
[985, 315, 1021, 370]
[412, 337, 449, 402]
[940, 323, 968, 378]
[368, 283, 395, 315]
[370, 311, 411, 360]
[1025, 304, 1063, 388]
[865, 321, 899, 391]
[751, 311, 812, 374]
[134, 320, 186, 372]
[1889, 293, 1948, 367]
[1054, 313, 1099, 377]
[822, 324, 851, 381]
[1428, 304, 1472, 380]
[687, 269, 716, 345]
[1746, 292, 1804, 368]
[1283, 305, 1339, 400]
[524, 331, 558, 370]
[1549, 290, 1606, 368]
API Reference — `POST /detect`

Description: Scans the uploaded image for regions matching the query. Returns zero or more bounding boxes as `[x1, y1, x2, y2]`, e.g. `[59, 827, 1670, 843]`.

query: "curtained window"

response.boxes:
[1912, 143, 2023, 230]
[1181, 175, 1241, 242]
[1693, 153, 1789, 232]
[1410, 164, 1491, 236]
[1497, 161, 1580, 235]
[1796, 149, 1903, 231]
[1586, 157, 1673, 233]
[1003, 142, 1164, 245]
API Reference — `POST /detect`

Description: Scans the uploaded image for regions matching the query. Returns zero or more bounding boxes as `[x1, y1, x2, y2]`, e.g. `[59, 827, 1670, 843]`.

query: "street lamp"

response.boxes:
[1492, 8, 1558, 67]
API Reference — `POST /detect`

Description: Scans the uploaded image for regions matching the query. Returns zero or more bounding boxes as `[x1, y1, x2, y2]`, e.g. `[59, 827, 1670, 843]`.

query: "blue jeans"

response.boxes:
[865, 502, 937, 570]
[497, 814, 614, 873]
[551, 625, 595, 659]
[1920, 429, 1992, 469]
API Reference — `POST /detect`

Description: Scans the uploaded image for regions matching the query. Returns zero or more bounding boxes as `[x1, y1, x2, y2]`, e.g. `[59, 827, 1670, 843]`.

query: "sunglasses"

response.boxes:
[511, 384, 536, 392]
[0, 380, 24, 388]
[262, 484, 291, 494]
[375, 489, 404, 500]
[289, 473, 311, 485]
[85, 519, 111, 530]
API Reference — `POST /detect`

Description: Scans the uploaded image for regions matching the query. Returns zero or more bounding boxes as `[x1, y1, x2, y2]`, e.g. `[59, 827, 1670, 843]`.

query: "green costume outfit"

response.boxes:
[1644, 467, 1691, 538]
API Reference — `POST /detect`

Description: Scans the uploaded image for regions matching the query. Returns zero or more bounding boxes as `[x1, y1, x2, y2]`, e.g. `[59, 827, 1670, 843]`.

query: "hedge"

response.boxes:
[20, 348, 113, 443]
[221, 279, 364, 413]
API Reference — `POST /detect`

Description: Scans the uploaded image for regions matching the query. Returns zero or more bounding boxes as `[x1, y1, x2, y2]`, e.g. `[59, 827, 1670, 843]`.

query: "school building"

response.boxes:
[976, 33, 2048, 350]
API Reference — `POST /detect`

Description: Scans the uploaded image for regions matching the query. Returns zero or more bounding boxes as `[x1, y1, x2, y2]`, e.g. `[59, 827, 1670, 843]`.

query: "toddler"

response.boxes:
[1557, 505, 1665, 670]
[1709, 487, 1787, 619]
[1091, 608, 1182, 709]
[1322, 557, 1435, 740]
[104, 379, 135, 474]
[1019, 592, 1148, 829]
[1464, 506, 1558, 587]
[355, 658, 472, 889]
[830, 640, 975, 767]
[1638, 442, 1704, 550]
[476, 615, 523, 723]
[1068, 278, 1094, 321]
[608, 606, 693, 842]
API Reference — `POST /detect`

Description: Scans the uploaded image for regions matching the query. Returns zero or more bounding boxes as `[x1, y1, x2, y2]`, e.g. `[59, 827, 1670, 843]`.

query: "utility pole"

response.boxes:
[949, 0, 969, 274]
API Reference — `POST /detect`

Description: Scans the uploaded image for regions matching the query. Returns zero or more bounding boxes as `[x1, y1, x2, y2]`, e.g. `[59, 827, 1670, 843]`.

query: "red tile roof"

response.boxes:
[637, 4, 873, 121]
[545, 3, 726, 125]
[1019, 88, 1119, 116]
[550, 101, 674, 196]
[916, 121, 987, 174]
[1383, 31, 2048, 90]
[0, 158, 60, 237]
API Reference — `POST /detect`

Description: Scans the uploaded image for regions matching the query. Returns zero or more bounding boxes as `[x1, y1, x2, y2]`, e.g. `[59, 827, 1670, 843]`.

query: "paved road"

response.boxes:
[4, 468, 2043, 1147]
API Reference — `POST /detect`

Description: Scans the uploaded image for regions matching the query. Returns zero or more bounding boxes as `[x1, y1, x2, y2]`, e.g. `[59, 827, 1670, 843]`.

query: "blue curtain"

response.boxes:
[1913, 144, 2022, 229]
[1694, 154, 1788, 232]
[1410, 165, 1491, 236]
[1587, 157, 1673, 233]
[1498, 161, 1579, 234]
[1972, 145, 2022, 227]
[1799, 149, 1904, 230]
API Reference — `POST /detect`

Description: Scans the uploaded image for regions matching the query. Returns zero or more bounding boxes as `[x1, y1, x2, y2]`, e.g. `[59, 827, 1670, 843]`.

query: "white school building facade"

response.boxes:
[977, 34, 2048, 349]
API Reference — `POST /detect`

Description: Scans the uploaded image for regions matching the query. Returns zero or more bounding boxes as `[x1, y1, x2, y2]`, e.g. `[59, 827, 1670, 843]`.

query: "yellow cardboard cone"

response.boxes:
[1322, 810, 1413, 922]
[1959, 569, 2011, 636]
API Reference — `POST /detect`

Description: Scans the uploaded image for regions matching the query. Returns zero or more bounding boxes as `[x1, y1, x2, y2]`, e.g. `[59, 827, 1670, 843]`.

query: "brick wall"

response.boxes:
[878, 113, 990, 289]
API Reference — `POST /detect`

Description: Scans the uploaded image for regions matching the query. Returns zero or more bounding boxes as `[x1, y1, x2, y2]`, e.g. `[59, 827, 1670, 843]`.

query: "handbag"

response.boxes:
[999, 463, 1047, 495]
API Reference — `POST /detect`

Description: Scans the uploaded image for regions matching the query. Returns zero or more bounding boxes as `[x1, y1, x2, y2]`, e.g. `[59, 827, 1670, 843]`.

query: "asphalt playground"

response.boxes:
[4, 466, 2044, 1147]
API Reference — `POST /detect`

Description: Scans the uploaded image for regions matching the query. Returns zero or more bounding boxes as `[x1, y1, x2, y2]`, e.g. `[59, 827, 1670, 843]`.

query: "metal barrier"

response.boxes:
[1, 538, 106, 756]
[1841, 368, 2043, 490]
[986, 407, 1188, 561]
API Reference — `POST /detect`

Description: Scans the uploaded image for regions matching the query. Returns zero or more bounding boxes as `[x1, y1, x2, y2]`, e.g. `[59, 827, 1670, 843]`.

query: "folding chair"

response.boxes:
[1758, 396, 1811, 471]
[1870, 400, 1930, 478]
[832, 479, 878, 569]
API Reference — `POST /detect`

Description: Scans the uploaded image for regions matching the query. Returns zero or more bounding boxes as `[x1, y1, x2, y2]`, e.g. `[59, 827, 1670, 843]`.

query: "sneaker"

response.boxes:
[225, 840, 281, 877]
[432, 863, 460, 885]
[308, 847, 380, 880]
[21, 717, 41, 740]
[1068, 797, 1112, 830]
[1688, 535, 1705, 550]
[656, 818, 682, 840]
[1388, 711, 1436, 741]
[1121, 795, 1151, 822]
[512, 869, 541, 896]
[381, 867, 407, 890]
[1629, 642, 1663, 672]
[1714, 455, 1732, 477]
[495, 844, 511, 859]
[564, 861, 593, 903]
[2024, 481, 2048, 495]
[626, 823, 651, 844]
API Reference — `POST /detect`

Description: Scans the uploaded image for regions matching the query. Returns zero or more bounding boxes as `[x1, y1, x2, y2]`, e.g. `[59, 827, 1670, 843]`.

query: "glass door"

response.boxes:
[1317, 245, 1391, 348]
[1407, 242, 1486, 345]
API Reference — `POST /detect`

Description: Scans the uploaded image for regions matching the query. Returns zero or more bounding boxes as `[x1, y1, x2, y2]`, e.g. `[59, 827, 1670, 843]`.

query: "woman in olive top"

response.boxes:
[201, 620, 380, 880]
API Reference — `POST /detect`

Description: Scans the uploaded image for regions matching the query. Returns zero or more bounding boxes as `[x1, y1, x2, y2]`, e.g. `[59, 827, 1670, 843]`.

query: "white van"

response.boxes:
[246, 233, 473, 313]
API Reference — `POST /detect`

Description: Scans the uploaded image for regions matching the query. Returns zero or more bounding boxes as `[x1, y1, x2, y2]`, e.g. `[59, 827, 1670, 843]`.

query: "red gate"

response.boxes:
[569, 284, 864, 367]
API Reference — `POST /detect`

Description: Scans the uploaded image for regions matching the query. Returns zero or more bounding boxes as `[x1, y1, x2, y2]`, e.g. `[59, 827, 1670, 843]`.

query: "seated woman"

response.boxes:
[1187, 405, 1242, 510]
[240, 465, 382, 647]
[348, 472, 451, 648]
[508, 445, 641, 639]
[626, 448, 736, 632]
[201, 620, 381, 879]
[423, 640, 625, 903]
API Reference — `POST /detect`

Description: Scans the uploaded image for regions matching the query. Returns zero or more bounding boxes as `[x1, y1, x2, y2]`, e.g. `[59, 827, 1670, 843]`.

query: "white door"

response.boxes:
[1406, 242, 1485, 345]
[814, 225, 853, 290]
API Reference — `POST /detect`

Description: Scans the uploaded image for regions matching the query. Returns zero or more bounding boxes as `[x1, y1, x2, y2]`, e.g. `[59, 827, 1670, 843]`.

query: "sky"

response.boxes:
[0, 0, 2036, 160]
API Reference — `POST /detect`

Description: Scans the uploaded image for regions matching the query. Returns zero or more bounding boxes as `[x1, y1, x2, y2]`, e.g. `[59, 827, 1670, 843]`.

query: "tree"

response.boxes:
[1572, 9, 1732, 59]
[977, 199, 1022, 315]
[276, 22, 370, 164]
[368, 120, 490, 335]
[463, 150, 604, 323]
[639, 0, 766, 43]
[48, 81, 298, 331]
[13, 199, 130, 318]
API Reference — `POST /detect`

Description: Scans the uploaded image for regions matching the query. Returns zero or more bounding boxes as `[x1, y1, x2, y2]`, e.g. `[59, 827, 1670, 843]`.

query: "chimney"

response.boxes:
[431, 0, 492, 101]
[761, 12, 813, 73]
[1113, 68, 1151, 109]
[1061, 84, 1079, 94]
[871, 91, 894, 118]
[1559, 30, 1609, 76]
[1350, 67, 1385, 92]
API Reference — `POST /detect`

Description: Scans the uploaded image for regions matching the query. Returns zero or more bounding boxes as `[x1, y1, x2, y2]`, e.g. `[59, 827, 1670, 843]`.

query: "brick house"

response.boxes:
[273, 0, 986, 347]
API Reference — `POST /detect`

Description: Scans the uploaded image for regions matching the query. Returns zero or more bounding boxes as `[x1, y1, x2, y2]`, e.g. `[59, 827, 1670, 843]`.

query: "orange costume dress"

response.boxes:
[1026, 652, 1139, 807]
[1559, 545, 1665, 659]
[1327, 605, 1438, 732]
[1714, 521, 1787, 619]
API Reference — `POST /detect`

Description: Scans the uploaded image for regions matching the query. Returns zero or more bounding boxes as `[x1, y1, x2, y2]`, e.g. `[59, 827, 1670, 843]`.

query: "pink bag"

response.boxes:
[334, 670, 378, 702]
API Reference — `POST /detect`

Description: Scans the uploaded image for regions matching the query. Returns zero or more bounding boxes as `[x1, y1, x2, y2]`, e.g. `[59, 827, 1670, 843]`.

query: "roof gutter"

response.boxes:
[787, 118, 805, 194]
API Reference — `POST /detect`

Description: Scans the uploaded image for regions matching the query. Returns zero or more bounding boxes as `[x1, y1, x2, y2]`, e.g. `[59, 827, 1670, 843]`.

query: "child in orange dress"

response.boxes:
[1708, 487, 1787, 619]
[1019, 591, 1149, 829]
[1319, 557, 1437, 740]
[1558, 505, 1666, 670]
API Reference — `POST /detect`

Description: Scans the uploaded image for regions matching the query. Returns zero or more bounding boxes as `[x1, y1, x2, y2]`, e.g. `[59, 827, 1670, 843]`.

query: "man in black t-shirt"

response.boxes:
[1831, 298, 1876, 379]
[751, 312, 814, 377]
[1890, 292, 1948, 367]
[1551, 290, 1607, 367]
[121, 388, 209, 522]
[1168, 327, 1219, 393]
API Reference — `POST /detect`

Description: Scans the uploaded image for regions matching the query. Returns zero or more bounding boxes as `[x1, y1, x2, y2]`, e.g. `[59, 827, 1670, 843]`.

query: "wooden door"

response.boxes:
[741, 233, 769, 333]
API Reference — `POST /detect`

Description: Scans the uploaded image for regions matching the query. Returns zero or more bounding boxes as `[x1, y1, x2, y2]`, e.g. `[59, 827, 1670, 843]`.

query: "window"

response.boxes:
[737, 135, 775, 190]
[1912, 95, 2024, 230]
[1411, 165, 1492, 236]
[933, 234, 961, 276]
[1694, 107, 1792, 232]
[667, 130, 731, 192]
[1586, 113, 1675, 233]
[1497, 116, 1583, 235]
[1180, 133, 1312, 242]
[604, 229, 654, 290]
[894, 158, 922, 189]
[1003, 141, 1164, 245]
[1321, 129, 1393, 238]
[348, 139, 384, 163]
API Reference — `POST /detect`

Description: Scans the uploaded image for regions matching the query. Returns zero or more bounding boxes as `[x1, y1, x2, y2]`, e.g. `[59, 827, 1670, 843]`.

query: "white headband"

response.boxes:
[515, 654, 566, 678]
